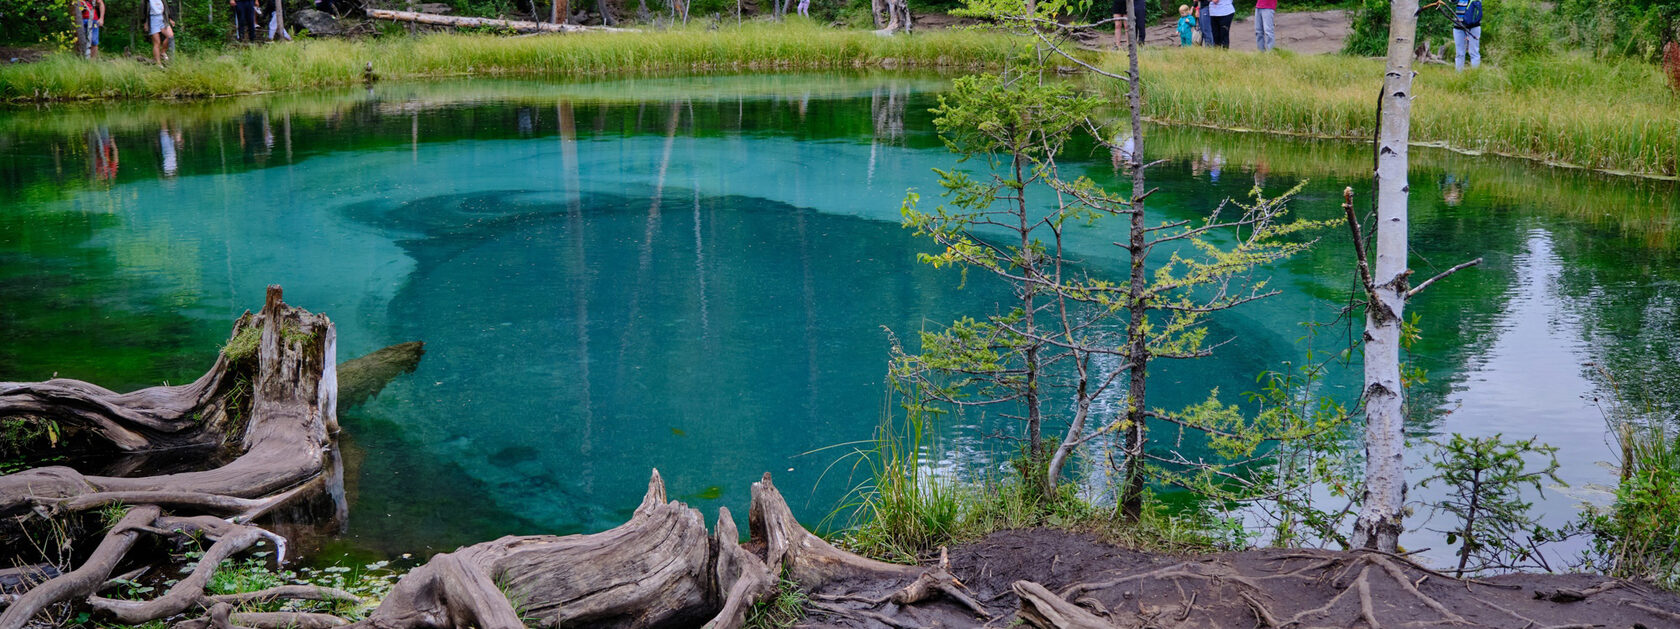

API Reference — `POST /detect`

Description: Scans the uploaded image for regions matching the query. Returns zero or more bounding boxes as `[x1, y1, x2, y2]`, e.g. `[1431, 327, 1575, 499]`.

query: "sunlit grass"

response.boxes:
[1, 23, 1028, 102]
[1106, 47, 1680, 177]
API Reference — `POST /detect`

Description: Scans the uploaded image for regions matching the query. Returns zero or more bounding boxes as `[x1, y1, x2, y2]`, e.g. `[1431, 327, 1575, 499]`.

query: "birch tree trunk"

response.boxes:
[1118, 11, 1149, 523]
[1351, 0, 1418, 553]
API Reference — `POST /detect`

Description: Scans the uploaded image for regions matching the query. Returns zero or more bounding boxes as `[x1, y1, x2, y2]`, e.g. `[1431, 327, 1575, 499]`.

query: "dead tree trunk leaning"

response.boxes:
[1351, 0, 1419, 553]
[365, 9, 635, 31]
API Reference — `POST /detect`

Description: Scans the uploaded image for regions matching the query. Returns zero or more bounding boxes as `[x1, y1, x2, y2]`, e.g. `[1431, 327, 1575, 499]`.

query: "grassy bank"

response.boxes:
[0, 23, 1027, 102]
[1117, 47, 1680, 178]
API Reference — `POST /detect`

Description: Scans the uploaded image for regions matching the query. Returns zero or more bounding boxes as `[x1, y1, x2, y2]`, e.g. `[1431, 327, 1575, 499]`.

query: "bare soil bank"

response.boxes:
[800, 528, 1680, 627]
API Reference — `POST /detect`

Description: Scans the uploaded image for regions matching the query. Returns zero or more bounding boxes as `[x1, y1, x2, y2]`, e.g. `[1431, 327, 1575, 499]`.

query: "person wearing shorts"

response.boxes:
[75, 0, 105, 58]
[148, 0, 175, 65]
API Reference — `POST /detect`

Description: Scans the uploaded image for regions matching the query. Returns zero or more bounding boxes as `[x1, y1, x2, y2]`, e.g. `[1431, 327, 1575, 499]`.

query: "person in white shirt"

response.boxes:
[147, 0, 174, 66]
[1207, 0, 1234, 47]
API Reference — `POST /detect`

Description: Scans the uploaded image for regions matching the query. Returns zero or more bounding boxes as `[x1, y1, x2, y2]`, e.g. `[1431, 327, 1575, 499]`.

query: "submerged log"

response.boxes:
[338, 341, 424, 409]
[364, 9, 635, 32]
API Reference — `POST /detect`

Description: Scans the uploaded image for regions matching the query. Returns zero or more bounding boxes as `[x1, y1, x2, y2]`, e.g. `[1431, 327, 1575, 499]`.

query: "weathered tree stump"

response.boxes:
[0, 287, 424, 629]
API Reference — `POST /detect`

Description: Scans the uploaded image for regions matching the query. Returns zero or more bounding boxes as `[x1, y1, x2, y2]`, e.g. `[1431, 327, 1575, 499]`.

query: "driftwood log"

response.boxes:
[364, 9, 635, 32]
[0, 286, 423, 629]
[344, 470, 982, 629]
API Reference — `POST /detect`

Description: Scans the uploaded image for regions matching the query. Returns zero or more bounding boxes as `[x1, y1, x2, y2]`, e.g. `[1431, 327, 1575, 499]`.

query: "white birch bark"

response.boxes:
[1352, 0, 1418, 552]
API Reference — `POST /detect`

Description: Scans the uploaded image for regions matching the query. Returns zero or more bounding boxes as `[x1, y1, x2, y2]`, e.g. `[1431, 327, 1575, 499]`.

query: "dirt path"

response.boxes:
[1136, 9, 1353, 54]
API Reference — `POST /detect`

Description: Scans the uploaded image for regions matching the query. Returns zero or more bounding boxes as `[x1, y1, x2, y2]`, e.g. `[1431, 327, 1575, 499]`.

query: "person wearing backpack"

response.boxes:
[1452, 0, 1482, 70]
[73, 0, 104, 58]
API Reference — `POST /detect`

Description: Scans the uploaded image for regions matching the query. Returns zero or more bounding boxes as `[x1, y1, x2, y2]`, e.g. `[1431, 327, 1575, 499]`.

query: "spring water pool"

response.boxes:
[2, 74, 1677, 564]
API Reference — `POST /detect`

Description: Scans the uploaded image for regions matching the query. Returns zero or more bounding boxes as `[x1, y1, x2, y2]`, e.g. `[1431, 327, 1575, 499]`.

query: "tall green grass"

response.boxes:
[831, 384, 1235, 563]
[1577, 367, 1680, 589]
[1111, 47, 1680, 178]
[0, 23, 1028, 102]
[1146, 125, 1680, 249]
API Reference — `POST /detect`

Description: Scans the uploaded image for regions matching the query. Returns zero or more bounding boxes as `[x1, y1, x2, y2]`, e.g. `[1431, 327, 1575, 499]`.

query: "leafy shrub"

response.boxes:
[1573, 380, 1680, 590]
[1552, 0, 1679, 61]
[0, 0, 76, 48]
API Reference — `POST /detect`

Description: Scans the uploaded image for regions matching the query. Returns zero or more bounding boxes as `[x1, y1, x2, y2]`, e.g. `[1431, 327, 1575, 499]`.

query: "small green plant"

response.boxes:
[829, 381, 962, 563]
[743, 577, 808, 629]
[1569, 368, 1680, 589]
[1, 416, 60, 456]
[279, 322, 317, 347]
[221, 326, 261, 362]
[1419, 433, 1562, 577]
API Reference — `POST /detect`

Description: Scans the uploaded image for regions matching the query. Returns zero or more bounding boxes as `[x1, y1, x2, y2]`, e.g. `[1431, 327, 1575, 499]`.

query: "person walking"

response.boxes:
[73, 0, 104, 58]
[148, 0, 174, 65]
[1208, 0, 1233, 48]
[1452, 0, 1482, 70]
[797, 0, 809, 17]
[1113, 0, 1147, 48]
[1254, 0, 1275, 51]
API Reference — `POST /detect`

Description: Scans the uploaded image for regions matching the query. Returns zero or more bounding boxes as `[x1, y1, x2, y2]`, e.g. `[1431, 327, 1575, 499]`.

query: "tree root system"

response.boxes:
[1, 287, 422, 629]
[6, 289, 1680, 629]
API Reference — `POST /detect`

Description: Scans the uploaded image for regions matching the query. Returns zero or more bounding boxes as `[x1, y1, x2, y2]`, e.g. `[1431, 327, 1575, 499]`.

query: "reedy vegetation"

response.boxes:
[0, 23, 1030, 101]
[1572, 369, 1680, 590]
[1113, 47, 1680, 178]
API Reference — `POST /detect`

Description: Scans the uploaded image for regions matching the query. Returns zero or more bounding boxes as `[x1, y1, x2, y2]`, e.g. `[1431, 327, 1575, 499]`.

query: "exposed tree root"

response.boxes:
[1013, 580, 1114, 629]
[0, 286, 337, 517]
[10, 290, 1680, 629]
[0, 506, 160, 629]
[0, 288, 424, 629]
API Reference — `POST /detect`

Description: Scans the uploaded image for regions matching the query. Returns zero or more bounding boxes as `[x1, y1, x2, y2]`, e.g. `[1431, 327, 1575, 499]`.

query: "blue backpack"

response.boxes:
[1462, 0, 1482, 28]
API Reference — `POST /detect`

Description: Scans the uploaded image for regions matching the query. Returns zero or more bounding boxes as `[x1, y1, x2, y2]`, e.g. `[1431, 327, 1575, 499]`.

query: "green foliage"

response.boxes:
[1419, 433, 1561, 577]
[222, 326, 260, 362]
[1571, 373, 1680, 590]
[279, 322, 317, 347]
[743, 577, 808, 629]
[0, 0, 75, 48]
[1, 416, 61, 457]
[1344, 0, 1552, 58]
[1553, 0, 1679, 61]
[192, 551, 400, 618]
[1150, 340, 1360, 549]
[832, 382, 963, 563]
[1117, 47, 1679, 177]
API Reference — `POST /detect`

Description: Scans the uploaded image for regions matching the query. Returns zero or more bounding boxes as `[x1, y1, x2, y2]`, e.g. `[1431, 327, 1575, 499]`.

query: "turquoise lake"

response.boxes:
[2, 74, 1677, 566]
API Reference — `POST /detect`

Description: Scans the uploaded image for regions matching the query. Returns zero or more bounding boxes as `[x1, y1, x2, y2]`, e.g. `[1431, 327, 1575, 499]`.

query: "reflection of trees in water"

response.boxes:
[1552, 226, 1680, 419]
[870, 83, 906, 142]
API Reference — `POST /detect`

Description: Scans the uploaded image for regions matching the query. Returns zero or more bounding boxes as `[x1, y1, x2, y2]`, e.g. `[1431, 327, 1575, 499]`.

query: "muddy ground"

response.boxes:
[800, 528, 1680, 628]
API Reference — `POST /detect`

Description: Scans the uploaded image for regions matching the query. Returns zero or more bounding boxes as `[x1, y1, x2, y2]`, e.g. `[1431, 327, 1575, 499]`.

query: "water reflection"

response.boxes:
[1, 75, 1677, 562]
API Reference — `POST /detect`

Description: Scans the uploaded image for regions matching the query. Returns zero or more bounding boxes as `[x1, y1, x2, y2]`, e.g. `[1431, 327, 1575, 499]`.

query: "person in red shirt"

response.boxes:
[74, 0, 105, 58]
[1254, 0, 1275, 51]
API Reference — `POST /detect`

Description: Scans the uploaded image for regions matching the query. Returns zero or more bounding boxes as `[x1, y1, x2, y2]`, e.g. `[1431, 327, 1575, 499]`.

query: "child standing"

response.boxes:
[1176, 5, 1196, 46]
